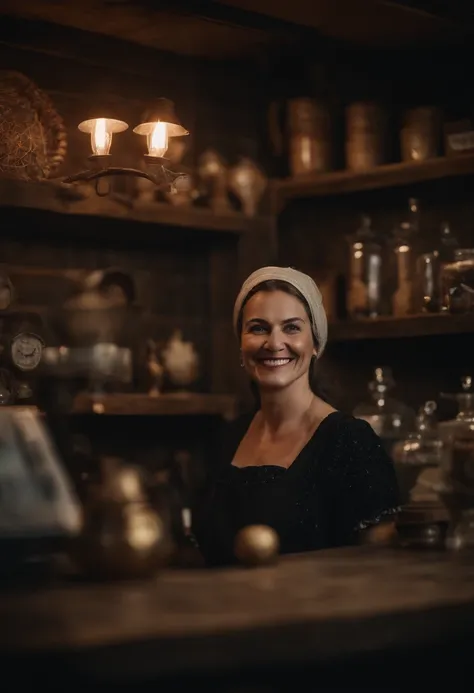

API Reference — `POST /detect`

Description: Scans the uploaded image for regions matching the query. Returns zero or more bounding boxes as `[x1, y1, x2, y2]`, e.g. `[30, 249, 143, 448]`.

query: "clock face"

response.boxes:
[11, 333, 44, 372]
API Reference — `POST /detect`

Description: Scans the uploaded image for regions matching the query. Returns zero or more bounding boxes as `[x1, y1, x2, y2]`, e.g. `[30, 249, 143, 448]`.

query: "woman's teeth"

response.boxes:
[261, 358, 291, 367]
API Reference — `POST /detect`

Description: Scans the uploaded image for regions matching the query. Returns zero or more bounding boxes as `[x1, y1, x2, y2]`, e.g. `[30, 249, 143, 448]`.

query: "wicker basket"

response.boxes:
[0, 70, 67, 180]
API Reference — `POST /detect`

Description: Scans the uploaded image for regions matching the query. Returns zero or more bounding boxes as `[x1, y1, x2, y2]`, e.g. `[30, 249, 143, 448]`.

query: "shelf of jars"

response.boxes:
[0, 178, 273, 236]
[354, 368, 474, 543]
[333, 196, 474, 343]
[329, 312, 474, 342]
[273, 153, 474, 208]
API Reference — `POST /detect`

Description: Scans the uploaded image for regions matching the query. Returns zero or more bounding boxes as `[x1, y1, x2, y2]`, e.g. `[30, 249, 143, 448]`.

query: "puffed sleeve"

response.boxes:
[326, 417, 401, 546]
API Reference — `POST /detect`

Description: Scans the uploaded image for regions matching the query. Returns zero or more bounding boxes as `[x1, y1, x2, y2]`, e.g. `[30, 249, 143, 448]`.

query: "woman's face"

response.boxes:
[240, 290, 317, 392]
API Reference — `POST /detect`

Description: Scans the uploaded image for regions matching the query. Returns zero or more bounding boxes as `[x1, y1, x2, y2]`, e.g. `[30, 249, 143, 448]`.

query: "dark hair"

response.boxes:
[237, 279, 330, 404]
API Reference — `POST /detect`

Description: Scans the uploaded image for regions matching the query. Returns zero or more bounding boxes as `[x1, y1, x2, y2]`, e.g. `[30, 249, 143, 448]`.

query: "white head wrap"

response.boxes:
[233, 266, 328, 357]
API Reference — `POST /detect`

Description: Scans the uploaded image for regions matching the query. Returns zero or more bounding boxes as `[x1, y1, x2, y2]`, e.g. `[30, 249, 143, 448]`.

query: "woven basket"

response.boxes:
[0, 70, 67, 180]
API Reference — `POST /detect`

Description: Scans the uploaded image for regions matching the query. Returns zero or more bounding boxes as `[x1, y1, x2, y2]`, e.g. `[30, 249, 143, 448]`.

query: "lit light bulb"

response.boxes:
[147, 121, 169, 158]
[91, 118, 111, 156]
[78, 118, 128, 157]
[133, 117, 180, 159]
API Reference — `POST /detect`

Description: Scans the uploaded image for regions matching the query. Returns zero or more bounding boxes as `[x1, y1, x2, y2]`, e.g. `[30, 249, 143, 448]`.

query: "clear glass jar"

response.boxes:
[441, 248, 474, 313]
[346, 216, 384, 319]
[353, 366, 416, 456]
[438, 376, 474, 548]
[392, 401, 447, 506]
[439, 375, 474, 439]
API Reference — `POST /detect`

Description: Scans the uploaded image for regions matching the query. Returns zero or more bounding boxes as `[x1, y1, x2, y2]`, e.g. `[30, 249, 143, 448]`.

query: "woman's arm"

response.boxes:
[327, 417, 401, 547]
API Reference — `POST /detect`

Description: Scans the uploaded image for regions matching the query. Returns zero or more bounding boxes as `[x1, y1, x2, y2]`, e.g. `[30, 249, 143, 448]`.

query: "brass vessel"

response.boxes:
[73, 457, 173, 580]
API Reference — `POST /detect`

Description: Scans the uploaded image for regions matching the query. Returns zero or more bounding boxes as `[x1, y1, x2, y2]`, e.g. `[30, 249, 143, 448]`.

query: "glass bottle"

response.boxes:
[346, 215, 384, 319]
[407, 197, 421, 236]
[391, 197, 428, 316]
[413, 251, 441, 313]
[441, 248, 474, 314]
[438, 221, 460, 265]
[392, 401, 447, 506]
[391, 215, 415, 316]
[437, 221, 459, 311]
[439, 375, 474, 439]
[438, 376, 474, 549]
[353, 366, 416, 455]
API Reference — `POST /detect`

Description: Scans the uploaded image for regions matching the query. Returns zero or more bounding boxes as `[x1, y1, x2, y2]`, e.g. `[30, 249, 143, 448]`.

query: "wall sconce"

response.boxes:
[64, 98, 189, 196]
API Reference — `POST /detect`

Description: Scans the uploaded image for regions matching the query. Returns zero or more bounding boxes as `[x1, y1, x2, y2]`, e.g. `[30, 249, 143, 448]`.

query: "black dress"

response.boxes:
[193, 411, 401, 567]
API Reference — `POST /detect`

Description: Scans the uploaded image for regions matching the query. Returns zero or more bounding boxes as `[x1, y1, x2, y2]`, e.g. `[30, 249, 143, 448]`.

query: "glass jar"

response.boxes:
[438, 376, 474, 548]
[353, 366, 416, 456]
[413, 252, 441, 313]
[439, 375, 474, 439]
[441, 248, 474, 313]
[389, 200, 420, 317]
[392, 401, 447, 506]
[346, 215, 384, 319]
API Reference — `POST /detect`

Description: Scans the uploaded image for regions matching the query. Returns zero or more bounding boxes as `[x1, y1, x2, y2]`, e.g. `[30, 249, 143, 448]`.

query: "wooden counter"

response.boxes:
[1, 545, 473, 688]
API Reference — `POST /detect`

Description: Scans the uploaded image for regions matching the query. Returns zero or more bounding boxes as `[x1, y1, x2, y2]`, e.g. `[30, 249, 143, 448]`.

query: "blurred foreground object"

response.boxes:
[234, 524, 280, 567]
[72, 457, 173, 580]
[0, 406, 81, 540]
[360, 521, 398, 546]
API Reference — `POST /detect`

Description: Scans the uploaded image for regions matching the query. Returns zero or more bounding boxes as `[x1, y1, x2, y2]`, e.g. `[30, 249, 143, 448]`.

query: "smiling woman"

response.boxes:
[237, 279, 327, 402]
[192, 266, 401, 567]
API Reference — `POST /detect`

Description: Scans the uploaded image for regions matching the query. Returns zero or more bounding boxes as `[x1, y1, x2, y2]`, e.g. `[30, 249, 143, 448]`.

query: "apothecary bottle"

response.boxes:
[346, 215, 384, 319]
[391, 400, 447, 506]
[353, 366, 416, 455]
[441, 248, 474, 313]
[438, 376, 474, 548]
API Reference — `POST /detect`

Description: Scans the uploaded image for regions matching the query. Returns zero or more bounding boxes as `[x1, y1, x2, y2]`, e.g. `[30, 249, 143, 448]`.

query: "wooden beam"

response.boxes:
[129, 0, 319, 39]
[0, 13, 251, 73]
[381, 0, 474, 28]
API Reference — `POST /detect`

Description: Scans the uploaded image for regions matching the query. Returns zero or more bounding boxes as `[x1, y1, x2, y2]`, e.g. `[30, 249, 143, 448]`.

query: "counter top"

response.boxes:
[1, 545, 474, 685]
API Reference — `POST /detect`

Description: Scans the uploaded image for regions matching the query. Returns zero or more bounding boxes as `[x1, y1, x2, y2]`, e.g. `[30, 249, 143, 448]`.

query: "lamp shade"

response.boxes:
[133, 98, 189, 137]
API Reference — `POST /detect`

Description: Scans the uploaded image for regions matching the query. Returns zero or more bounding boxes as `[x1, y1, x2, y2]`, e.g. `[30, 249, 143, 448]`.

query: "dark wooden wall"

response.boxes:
[2, 14, 473, 446]
[0, 15, 275, 493]
[0, 15, 269, 393]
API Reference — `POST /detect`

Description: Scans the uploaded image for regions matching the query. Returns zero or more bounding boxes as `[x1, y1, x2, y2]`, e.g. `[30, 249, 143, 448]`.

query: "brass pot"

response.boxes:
[72, 460, 173, 580]
[73, 498, 172, 580]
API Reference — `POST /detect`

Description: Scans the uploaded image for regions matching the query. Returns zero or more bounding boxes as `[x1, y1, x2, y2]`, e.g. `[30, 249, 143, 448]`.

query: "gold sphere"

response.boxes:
[234, 524, 280, 567]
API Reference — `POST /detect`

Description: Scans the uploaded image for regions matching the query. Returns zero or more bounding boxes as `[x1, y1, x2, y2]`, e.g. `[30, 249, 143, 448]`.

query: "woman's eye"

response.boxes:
[248, 324, 266, 334]
[284, 323, 300, 333]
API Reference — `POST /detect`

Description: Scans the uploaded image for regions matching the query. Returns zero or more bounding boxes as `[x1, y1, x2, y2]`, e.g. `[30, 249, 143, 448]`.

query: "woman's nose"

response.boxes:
[265, 329, 284, 350]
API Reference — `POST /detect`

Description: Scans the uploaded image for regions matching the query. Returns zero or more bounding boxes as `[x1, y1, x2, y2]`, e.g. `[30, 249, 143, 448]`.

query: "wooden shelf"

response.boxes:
[71, 392, 239, 419]
[330, 313, 474, 342]
[0, 178, 272, 236]
[273, 154, 474, 207]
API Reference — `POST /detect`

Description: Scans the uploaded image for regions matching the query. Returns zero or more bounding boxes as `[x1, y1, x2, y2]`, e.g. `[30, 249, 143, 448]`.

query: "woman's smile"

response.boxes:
[257, 356, 294, 368]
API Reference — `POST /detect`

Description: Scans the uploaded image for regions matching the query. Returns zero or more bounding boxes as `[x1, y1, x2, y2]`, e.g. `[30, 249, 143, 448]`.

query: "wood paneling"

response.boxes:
[1, 3, 279, 60]
[0, 16, 264, 174]
[218, 0, 462, 46]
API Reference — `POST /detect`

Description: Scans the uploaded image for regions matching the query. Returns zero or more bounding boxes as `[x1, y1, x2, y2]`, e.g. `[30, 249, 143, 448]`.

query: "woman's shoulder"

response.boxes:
[316, 409, 377, 438]
[314, 410, 391, 470]
[314, 410, 400, 534]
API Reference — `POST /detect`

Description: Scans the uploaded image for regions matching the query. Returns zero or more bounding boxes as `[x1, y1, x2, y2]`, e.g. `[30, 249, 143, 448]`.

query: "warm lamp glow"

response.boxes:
[133, 120, 183, 158]
[78, 118, 128, 156]
[66, 100, 189, 197]
[92, 118, 111, 156]
[147, 122, 169, 158]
